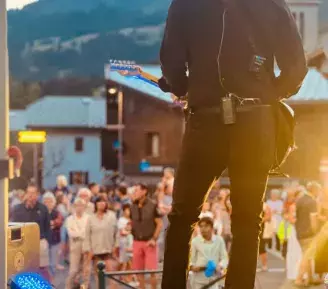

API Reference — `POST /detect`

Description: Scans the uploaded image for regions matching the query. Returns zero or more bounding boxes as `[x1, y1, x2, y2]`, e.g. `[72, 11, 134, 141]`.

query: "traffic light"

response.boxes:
[106, 82, 118, 125]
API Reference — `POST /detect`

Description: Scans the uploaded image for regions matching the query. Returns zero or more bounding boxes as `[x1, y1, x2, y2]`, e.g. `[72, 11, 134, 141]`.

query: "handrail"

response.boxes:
[97, 262, 163, 289]
[97, 262, 225, 289]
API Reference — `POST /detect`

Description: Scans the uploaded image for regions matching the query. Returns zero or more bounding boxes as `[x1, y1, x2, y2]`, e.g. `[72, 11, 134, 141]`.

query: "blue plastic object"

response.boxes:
[10, 272, 52, 289]
[204, 260, 217, 278]
[139, 160, 150, 172]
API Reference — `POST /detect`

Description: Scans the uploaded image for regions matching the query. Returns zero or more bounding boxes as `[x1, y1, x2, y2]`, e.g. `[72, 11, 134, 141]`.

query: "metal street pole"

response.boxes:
[0, 0, 9, 285]
[118, 90, 124, 176]
[33, 144, 38, 186]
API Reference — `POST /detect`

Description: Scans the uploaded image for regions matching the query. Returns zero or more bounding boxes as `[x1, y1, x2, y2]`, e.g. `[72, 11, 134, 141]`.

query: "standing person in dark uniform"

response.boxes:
[158, 0, 307, 288]
[11, 184, 51, 280]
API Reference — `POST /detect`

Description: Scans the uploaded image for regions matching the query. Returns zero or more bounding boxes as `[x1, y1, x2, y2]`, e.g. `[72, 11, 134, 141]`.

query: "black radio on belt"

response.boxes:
[220, 94, 237, 125]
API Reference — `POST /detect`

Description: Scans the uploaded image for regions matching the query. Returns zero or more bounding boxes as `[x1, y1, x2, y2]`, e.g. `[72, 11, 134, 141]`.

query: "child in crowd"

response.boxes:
[119, 222, 134, 275]
[189, 217, 228, 289]
[117, 204, 138, 286]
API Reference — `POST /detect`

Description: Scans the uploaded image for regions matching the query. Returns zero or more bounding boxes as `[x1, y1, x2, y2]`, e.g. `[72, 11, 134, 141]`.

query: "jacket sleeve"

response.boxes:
[53, 210, 63, 228]
[160, 0, 188, 97]
[44, 208, 51, 241]
[66, 216, 81, 239]
[273, 0, 307, 99]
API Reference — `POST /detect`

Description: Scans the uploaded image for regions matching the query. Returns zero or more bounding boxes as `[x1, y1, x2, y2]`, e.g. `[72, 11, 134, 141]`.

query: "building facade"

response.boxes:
[287, 0, 320, 54]
[9, 85, 184, 189]
[9, 61, 328, 189]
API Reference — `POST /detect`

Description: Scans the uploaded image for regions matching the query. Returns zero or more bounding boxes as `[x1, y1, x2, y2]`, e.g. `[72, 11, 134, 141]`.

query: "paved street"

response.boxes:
[52, 251, 325, 289]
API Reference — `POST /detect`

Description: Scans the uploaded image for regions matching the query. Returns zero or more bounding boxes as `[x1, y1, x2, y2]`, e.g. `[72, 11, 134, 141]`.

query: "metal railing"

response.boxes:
[97, 262, 226, 289]
[97, 262, 163, 289]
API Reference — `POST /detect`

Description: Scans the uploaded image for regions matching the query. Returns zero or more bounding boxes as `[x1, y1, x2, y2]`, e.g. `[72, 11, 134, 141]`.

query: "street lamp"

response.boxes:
[108, 87, 118, 95]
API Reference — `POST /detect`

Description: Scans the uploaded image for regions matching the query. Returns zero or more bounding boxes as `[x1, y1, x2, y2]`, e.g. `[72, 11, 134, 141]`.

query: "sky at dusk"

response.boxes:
[7, 0, 37, 10]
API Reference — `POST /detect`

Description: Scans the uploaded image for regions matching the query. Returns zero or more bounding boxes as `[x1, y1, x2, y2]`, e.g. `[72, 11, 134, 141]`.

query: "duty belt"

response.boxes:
[189, 103, 271, 115]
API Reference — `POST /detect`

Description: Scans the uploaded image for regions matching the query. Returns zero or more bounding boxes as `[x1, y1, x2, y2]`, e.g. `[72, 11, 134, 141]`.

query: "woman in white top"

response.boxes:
[83, 196, 117, 288]
[77, 188, 95, 216]
[65, 198, 89, 289]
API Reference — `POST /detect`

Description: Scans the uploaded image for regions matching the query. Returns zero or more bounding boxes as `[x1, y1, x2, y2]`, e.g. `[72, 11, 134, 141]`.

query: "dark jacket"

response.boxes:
[48, 209, 63, 245]
[11, 202, 51, 240]
[160, 0, 307, 108]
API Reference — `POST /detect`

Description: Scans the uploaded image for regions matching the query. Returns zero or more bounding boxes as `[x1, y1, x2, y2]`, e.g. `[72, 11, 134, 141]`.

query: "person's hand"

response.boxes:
[217, 266, 227, 276]
[216, 265, 223, 274]
[147, 239, 156, 247]
[111, 249, 119, 261]
[84, 251, 93, 260]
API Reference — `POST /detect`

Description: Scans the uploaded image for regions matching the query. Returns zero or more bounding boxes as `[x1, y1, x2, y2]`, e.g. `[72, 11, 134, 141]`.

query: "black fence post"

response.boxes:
[97, 262, 106, 289]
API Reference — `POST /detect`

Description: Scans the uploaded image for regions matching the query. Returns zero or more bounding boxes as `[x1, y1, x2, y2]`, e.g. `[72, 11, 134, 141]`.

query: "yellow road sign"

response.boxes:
[18, 131, 46, 143]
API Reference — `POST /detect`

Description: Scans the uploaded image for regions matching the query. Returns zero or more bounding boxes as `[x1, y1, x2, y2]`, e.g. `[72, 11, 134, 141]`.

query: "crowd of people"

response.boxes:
[8, 168, 174, 289]
[7, 170, 328, 289]
[259, 181, 328, 287]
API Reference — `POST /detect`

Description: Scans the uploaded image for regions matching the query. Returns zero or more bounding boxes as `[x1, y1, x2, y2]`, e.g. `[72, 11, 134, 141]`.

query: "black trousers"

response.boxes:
[161, 105, 276, 289]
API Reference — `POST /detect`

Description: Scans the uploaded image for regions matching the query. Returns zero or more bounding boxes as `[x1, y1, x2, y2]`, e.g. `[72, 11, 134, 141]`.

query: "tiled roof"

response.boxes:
[9, 66, 328, 130]
[106, 64, 328, 103]
[10, 110, 27, 131]
[25, 96, 106, 128]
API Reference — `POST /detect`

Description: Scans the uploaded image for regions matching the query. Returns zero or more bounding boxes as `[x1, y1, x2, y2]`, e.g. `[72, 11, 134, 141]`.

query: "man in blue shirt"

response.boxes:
[11, 184, 51, 280]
